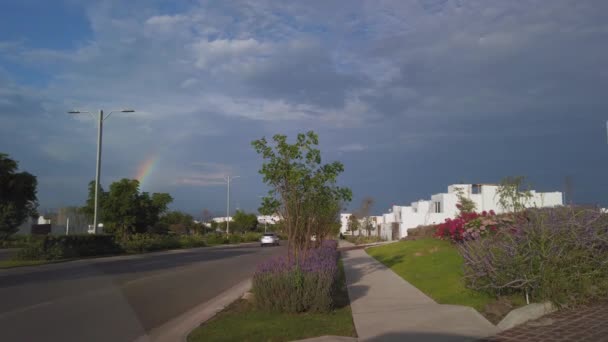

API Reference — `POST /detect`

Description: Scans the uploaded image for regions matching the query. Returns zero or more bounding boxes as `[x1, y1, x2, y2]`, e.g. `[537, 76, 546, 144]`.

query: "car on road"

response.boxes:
[260, 232, 280, 247]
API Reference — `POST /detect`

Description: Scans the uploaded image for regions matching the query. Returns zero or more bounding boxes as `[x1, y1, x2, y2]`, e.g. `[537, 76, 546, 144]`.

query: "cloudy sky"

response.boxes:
[1, 0, 607, 216]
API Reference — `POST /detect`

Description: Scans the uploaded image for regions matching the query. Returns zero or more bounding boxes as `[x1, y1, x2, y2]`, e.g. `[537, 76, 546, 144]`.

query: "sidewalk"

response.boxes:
[342, 248, 499, 342]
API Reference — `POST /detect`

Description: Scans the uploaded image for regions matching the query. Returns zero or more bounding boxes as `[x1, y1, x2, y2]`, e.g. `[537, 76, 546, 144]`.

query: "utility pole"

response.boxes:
[69, 108, 134, 234]
[223, 175, 240, 234]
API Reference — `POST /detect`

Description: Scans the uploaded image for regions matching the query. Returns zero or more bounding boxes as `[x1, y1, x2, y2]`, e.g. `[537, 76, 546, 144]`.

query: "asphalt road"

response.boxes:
[0, 243, 286, 342]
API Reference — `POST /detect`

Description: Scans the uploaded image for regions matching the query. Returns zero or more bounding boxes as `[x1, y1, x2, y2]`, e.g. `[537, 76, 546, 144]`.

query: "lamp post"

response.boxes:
[69, 109, 134, 234]
[223, 175, 240, 234]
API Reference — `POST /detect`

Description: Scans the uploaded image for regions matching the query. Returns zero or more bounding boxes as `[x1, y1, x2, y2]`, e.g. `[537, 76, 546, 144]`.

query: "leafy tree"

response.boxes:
[454, 186, 476, 214]
[347, 214, 360, 236]
[82, 178, 173, 235]
[356, 196, 374, 236]
[496, 176, 533, 213]
[231, 210, 258, 232]
[0, 153, 38, 240]
[160, 211, 195, 235]
[252, 131, 351, 255]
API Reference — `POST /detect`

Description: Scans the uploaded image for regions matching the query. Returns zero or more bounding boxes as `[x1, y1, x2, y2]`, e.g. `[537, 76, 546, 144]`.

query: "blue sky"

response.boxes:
[1, 0, 607, 217]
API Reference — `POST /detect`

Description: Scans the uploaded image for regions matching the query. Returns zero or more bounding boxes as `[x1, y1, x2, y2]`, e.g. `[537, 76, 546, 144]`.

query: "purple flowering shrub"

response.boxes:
[459, 207, 608, 306]
[252, 239, 340, 313]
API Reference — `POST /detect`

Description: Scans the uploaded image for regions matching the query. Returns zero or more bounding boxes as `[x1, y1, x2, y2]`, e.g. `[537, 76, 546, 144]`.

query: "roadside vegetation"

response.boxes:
[369, 176, 608, 323]
[344, 235, 385, 245]
[189, 131, 356, 341]
[188, 258, 356, 342]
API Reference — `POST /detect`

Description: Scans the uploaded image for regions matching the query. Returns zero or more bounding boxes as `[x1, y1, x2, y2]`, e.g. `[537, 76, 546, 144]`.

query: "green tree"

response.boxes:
[347, 214, 360, 236]
[231, 210, 258, 233]
[160, 211, 195, 235]
[82, 178, 173, 235]
[454, 186, 476, 214]
[496, 176, 533, 213]
[0, 153, 38, 240]
[252, 131, 351, 255]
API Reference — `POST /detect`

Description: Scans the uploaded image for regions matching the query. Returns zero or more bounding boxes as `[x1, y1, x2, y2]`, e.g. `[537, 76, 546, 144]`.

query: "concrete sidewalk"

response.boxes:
[342, 248, 499, 342]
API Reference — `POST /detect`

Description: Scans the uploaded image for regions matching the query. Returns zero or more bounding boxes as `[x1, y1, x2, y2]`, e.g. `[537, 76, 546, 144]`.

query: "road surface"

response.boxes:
[0, 243, 286, 342]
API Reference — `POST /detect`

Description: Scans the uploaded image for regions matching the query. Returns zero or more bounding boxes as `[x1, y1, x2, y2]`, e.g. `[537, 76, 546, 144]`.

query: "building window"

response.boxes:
[472, 184, 482, 194]
[434, 202, 442, 213]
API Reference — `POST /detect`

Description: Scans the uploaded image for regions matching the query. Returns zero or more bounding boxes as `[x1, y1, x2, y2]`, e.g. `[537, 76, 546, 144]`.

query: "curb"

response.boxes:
[134, 278, 252, 342]
[497, 302, 556, 331]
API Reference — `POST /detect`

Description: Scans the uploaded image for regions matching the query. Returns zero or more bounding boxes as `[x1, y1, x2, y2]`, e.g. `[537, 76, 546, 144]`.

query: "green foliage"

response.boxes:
[81, 178, 173, 235]
[118, 234, 181, 254]
[0, 153, 38, 240]
[368, 239, 494, 312]
[160, 211, 196, 235]
[459, 207, 608, 307]
[496, 176, 533, 213]
[454, 186, 476, 214]
[15, 235, 121, 260]
[187, 263, 355, 342]
[345, 235, 385, 245]
[231, 210, 258, 233]
[347, 215, 360, 235]
[252, 131, 351, 254]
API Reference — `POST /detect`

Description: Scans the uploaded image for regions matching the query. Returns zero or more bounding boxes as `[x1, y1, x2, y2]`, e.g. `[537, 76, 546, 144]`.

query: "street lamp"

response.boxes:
[69, 109, 135, 234]
[223, 175, 240, 234]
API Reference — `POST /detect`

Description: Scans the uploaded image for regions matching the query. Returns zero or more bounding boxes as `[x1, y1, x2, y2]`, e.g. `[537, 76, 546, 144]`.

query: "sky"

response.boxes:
[1, 0, 607, 217]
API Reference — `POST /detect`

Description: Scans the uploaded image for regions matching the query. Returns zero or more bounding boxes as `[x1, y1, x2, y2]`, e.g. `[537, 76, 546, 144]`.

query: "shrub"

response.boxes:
[345, 235, 385, 245]
[205, 233, 227, 245]
[435, 210, 507, 242]
[228, 234, 243, 244]
[243, 232, 263, 242]
[119, 234, 181, 254]
[16, 235, 121, 260]
[459, 207, 608, 306]
[0, 235, 32, 249]
[178, 235, 207, 248]
[252, 240, 339, 313]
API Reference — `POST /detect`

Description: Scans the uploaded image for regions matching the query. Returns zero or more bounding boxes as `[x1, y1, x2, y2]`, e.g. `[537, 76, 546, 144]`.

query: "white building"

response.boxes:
[257, 214, 282, 225]
[212, 216, 233, 223]
[354, 183, 563, 241]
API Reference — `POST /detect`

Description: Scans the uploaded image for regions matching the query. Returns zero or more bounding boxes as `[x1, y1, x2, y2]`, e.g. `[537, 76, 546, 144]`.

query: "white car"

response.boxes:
[260, 233, 280, 247]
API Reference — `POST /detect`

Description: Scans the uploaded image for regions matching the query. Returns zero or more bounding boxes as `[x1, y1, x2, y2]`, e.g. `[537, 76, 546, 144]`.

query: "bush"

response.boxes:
[345, 235, 385, 245]
[252, 240, 339, 313]
[243, 232, 263, 242]
[178, 235, 207, 248]
[228, 234, 243, 244]
[0, 235, 32, 249]
[435, 210, 510, 242]
[16, 235, 121, 260]
[205, 233, 227, 245]
[118, 234, 181, 254]
[459, 207, 608, 306]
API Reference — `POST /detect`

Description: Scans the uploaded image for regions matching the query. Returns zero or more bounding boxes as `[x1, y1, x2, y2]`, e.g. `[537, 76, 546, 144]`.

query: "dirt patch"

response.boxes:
[414, 252, 424, 257]
[428, 246, 439, 253]
[483, 297, 518, 324]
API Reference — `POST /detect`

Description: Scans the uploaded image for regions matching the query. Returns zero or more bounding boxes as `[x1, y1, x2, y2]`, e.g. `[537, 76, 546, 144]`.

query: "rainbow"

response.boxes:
[135, 155, 159, 189]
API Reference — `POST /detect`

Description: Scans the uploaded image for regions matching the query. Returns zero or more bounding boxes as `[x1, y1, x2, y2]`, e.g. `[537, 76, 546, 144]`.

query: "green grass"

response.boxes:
[367, 238, 493, 312]
[0, 259, 56, 268]
[367, 238, 526, 323]
[188, 262, 356, 342]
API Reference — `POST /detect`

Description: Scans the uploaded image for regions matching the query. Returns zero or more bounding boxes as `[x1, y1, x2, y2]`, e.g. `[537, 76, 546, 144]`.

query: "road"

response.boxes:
[0, 243, 286, 342]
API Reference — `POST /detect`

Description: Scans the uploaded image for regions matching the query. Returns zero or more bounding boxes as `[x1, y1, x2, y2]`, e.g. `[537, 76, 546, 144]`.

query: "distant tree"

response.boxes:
[357, 197, 375, 236]
[454, 186, 476, 214]
[347, 214, 360, 236]
[231, 210, 258, 232]
[0, 153, 38, 240]
[160, 211, 195, 235]
[82, 178, 173, 235]
[496, 176, 533, 213]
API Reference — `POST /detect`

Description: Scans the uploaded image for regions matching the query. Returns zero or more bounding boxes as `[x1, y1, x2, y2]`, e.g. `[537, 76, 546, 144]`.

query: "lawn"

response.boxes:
[367, 238, 525, 323]
[0, 259, 55, 268]
[188, 262, 356, 342]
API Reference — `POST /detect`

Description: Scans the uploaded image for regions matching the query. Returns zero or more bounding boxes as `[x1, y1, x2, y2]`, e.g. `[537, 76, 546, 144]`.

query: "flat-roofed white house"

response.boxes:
[353, 183, 563, 241]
